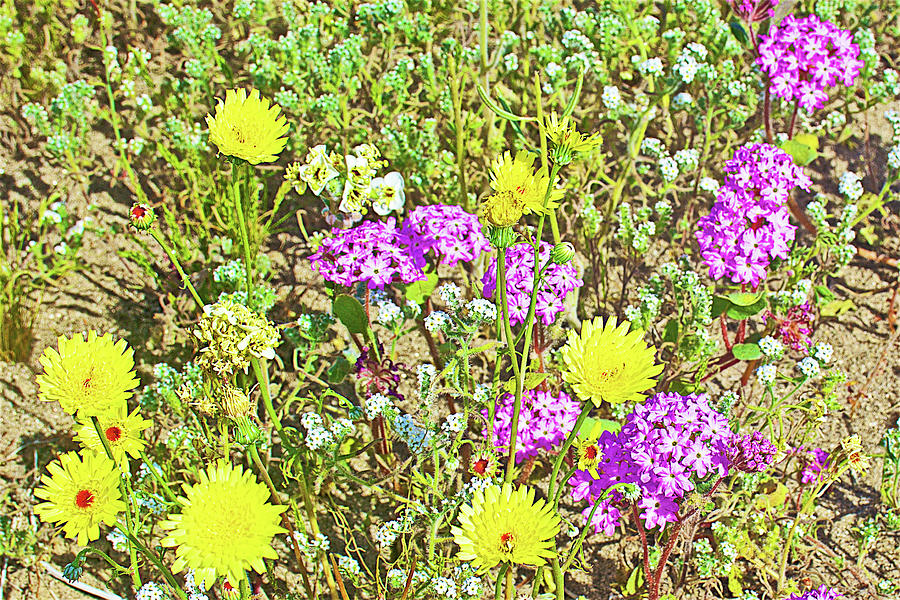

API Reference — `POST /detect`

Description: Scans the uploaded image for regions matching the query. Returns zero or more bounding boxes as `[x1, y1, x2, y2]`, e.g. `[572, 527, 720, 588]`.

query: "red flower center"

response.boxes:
[105, 426, 122, 442]
[584, 445, 598, 460]
[515, 185, 526, 195]
[472, 458, 489, 475]
[131, 205, 146, 219]
[75, 489, 95, 508]
[499, 531, 516, 552]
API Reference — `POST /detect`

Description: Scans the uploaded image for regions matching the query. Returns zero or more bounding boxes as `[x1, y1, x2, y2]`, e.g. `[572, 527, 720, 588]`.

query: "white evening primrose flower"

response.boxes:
[370, 171, 406, 215]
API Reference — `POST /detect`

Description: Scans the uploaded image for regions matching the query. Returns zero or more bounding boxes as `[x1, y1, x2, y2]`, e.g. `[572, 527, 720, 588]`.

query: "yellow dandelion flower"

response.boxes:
[74, 405, 151, 464]
[34, 451, 126, 546]
[561, 317, 663, 407]
[480, 151, 563, 228]
[36, 331, 138, 418]
[544, 112, 602, 165]
[160, 461, 287, 588]
[206, 88, 289, 164]
[576, 437, 602, 478]
[451, 483, 560, 572]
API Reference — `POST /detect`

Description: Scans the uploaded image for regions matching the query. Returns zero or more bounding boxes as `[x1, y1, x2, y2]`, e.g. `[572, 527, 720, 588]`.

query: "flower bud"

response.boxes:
[129, 203, 155, 230]
[221, 385, 251, 419]
[486, 225, 518, 249]
[550, 241, 576, 264]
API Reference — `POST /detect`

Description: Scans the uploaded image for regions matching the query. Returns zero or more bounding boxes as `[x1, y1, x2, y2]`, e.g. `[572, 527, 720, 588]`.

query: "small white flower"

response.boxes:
[812, 342, 833, 364]
[797, 356, 820, 379]
[365, 393, 393, 420]
[757, 364, 777, 386]
[759, 336, 784, 359]
[424, 310, 451, 333]
[370, 171, 406, 215]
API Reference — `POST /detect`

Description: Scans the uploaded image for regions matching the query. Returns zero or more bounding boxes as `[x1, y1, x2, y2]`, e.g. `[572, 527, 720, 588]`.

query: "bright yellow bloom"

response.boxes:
[206, 88, 289, 164]
[480, 151, 562, 228]
[34, 451, 126, 546]
[544, 112, 602, 165]
[576, 437, 602, 478]
[36, 331, 138, 418]
[562, 317, 663, 407]
[160, 461, 286, 588]
[74, 405, 151, 464]
[451, 483, 560, 572]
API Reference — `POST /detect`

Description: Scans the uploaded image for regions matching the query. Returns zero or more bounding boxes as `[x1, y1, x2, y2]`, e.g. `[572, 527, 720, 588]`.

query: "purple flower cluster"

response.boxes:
[781, 585, 842, 600]
[570, 393, 735, 534]
[310, 204, 488, 290]
[486, 390, 582, 463]
[728, 0, 778, 23]
[764, 302, 814, 351]
[800, 447, 829, 484]
[727, 432, 778, 472]
[309, 218, 428, 289]
[696, 143, 811, 286]
[482, 242, 583, 326]
[402, 204, 490, 267]
[757, 15, 863, 111]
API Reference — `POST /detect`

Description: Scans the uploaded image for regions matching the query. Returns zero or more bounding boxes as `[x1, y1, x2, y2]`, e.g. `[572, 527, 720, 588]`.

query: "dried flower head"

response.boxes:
[193, 299, 280, 376]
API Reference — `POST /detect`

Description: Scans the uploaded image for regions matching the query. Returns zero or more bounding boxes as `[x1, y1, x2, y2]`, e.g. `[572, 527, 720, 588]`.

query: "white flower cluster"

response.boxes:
[838, 171, 864, 201]
[439, 283, 463, 310]
[673, 91, 693, 108]
[659, 156, 679, 182]
[473, 383, 492, 405]
[291, 531, 330, 561]
[774, 279, 812, 308]
[377, 300, 403, 328]
[757, 364, 777, 387]
[797, 356, 821, 379]
[336, 554, 361, 580]
[300, 412, 335, 451]
[365, 393, 395, 420]
[424, 310, 451, 333]
[466, 298, 497, 323]
[417, 363, 438, 402]
[136, 583, 169, 600]
[673, 42, 709, 84]
[106, 529, 128, 552]
[184, 570, 208, 600]
[812, 342, 833, 364]
[634, 56, 664, 76]
[441, 412, 466, 435]
[699, 176, 719, 192]
[602, 85, 622, 112]
[758, 336, 785, 359]
[393, 413, 432, 452]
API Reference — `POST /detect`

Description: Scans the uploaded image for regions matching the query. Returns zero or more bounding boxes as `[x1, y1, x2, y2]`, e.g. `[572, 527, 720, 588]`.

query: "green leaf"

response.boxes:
[726, 295, 768, 320]
[728, 19, 749, 45]
[814, 285, 835, 304]
[621, 565, 645, 595]
[502, 372, 549, 393]
[668, 379, 703, 395]
[820, 299, 855, 317]
[756, 482, 788, 511]
[780, 135, 819, 166]
[712, 295, 731, 317]
[732, 342, 763, 361]
[327, 356, 351, 383]
[332, 294, 368, 334]
[727, 291, 765, 306]
[727, 565, 744, 597]
[403, 271, 439, 304]
[663, 319, 679, 344]
[578, 417, 622, 439]
[859, 225, 877, 246]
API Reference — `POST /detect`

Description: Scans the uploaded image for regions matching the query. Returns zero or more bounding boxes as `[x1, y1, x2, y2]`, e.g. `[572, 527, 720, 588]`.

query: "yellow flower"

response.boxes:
[206, 88, 289, 164]
[451, 483, 560, 572]
[576, 437, 602, 478]
[544, 112, 601, 165]
[36, 331, 138, 418]
[480, 151, 562, 228]
[160, 461, 286, 588]
[34, 451, 126, 546]
[74, 405, 151, 464]
[561, 317, 663, 407]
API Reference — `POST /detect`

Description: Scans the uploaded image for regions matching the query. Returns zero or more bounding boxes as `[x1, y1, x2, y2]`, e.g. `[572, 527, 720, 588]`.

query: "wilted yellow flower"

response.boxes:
[206, 88, 289, 164]
[160, 461, 286, 588]
[544, 112, 601, 165]
[562, 317, 663, 407]
[74, 405, 151, 464]
[193, 299, 280, 376]
[480, 151, 562, 228]
[36, 331, 138, 418]
[34, 451, 126, 546]
[452, 483, 560, 572]
[839, 434, 869, 475]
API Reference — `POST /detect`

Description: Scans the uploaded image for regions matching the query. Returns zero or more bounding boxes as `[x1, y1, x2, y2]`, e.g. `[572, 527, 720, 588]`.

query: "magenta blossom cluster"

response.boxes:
[728, 0, 778, 23]
[309, 218, 428, 289]
[696, 143, 811, 286]
[781, 585, 842, 600]
[800, 447, 829, 484]
[402, 204, 490, 267]
[764, 302, 814, 351]
[482, 242, 583, 326]
[757, 14, 863, 111]
[486, 390, 581, 463]
[727, 431, 778, 472]
[570, 392, 737, 534]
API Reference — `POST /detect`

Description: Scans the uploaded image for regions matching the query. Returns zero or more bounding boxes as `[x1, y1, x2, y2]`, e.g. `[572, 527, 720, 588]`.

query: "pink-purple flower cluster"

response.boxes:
[310, 204, 488, 290]
[727, 431, 778, 472]
[800, 447, 829, 484]
[728, 0, 778, 23]
[781, 585, 842, 600]
[486, 390, 582, 463]
[309, 218, 428, 289]
[402, 204, 490, 267]
[764, 302, 814, 351]
[570, 392, 736, 534]
[695, 143, 811, 286]
[482, 242, 583, 326]
[757, 14, 863, 111]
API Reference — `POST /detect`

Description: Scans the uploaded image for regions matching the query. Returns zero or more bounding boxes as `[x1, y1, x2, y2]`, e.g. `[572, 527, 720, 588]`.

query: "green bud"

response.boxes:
[550, 241, 576, 264]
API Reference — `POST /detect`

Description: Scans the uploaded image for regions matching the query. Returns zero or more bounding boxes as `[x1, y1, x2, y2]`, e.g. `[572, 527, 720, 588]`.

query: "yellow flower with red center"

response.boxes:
[34, 451, 126, 545]
[480, 151, 562, 228]
[74, 405, 151, 464]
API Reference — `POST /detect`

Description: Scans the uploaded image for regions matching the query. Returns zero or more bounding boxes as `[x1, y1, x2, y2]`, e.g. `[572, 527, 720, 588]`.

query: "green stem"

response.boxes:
[118, 527, 189, 600]
[497, 246, 522, 482]
[137, 451, 180, 505]
[231, 161, 255, 294]
[547, 404, 591, 505]
[494, 563, 509, 600]
[148, 229, 203, 307]
[90, 417, 142, 590]
[505, 564, 514, 600]
[251, 357, 282, 433]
